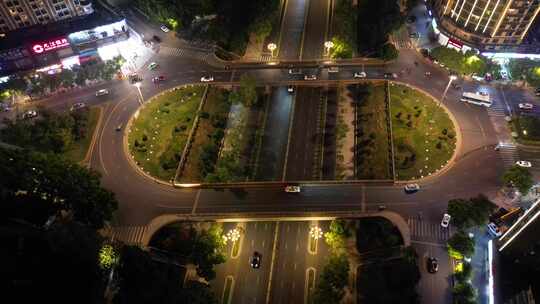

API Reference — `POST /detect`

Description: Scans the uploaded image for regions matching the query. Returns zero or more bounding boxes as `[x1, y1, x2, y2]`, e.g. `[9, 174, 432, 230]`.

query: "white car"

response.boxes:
[519, 103, 534, 110]
[70, 102, 86, 111]
[404, 183, 420, 193]
[487, 222, 502, 237]
[516, 160, 532, 168]
[304, 74, 317, 80]
[441, 213, 451, 228]
[284, 185, 301, 193]
[160, 25, 170, 32]
[354, 72, 367, 78]
[287, 85, 294, 93]
[96, 89, 109, 96]
[22, 110, 37, 119]
[200, 76, 214, 82]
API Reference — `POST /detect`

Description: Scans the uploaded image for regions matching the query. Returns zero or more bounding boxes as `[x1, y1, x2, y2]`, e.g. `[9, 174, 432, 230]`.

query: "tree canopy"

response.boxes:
[448, 231, 475, 258]
[149, 222, 226, 280]
[503, 165, 534, 194]
[312, 254, 350, 304]
[447, 195, 497, 230]
[0, 148, 118, 229]
[357, 0, 403, 55]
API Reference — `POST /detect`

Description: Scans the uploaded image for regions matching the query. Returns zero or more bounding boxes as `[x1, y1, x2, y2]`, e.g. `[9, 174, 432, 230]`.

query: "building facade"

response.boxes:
[431, 0, 540, 52]
[0, 0, 93, 34]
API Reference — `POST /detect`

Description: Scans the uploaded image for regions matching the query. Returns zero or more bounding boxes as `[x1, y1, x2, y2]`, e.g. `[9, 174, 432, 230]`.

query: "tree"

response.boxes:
[447, 198, 471, 229]
[452, 282, 476, 304]
[503, 165, 534, 194]
[324, 219, 350, 252]
[0, 148, 118, 229]
[115, 246, 183, 304]
[357, 0, 403, 54]
[2, 219, 106, 302]
[454, 261, 472, 283]
[448, 231, 475, 258]
[447, 195, 497, 230]
[149, 223, 226, 281]
[312, 254, 350, 304]
[468, 194, 497, 226]
[237, 74, 257, 107]
[378, 43, 399, 61]
[330, 36, 353, 59]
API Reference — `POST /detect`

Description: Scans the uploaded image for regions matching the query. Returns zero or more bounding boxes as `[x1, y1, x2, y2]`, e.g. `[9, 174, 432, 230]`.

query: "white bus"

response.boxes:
[460, 91, 492, 107]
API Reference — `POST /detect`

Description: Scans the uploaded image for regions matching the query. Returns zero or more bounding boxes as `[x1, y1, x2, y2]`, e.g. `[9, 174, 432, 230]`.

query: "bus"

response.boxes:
[460, 92, 492, 107]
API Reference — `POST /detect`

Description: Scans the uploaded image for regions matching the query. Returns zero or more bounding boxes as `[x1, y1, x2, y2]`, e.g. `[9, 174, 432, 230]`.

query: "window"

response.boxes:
[61, 4, 67, 9]
[16, 7, 23, 13]
[31, 4, 37, 9]
[14, 15, 21, 21]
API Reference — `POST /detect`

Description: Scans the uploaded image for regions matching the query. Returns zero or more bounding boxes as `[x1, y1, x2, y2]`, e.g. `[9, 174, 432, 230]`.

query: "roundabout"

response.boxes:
[87, 49, 503, 228]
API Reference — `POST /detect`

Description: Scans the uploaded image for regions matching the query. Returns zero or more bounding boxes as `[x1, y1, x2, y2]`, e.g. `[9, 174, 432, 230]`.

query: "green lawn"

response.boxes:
[179, 87, 231, 183]
[355, 83, 392, 179]
[64, 107, 100, 163]
[128, 86, 203, 181]
[389, 84, 456, 180]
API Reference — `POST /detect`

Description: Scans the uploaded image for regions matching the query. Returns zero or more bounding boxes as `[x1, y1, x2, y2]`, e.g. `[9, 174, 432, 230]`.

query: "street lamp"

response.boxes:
[225, 228, 241, 243]
[309, 226, 323, 240]
[324, 41, 334, 57]
[134, 82, 144, 105]
[267, 43, 277, 58]
[440, 75, 457, 107]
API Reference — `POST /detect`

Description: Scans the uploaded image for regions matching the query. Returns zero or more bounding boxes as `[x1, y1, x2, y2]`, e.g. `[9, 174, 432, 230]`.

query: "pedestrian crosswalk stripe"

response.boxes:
[101, 225, 148, 246]
[408, 217, 455, 243]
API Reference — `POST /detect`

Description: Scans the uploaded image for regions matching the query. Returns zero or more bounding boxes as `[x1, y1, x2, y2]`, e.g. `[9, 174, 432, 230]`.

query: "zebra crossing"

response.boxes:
[158, 46, 213, 62]
[487, 99, 508, 118]
[408, 217, 455, 243]
[497, 143, 519, 168]
[101, 225, 148, 246]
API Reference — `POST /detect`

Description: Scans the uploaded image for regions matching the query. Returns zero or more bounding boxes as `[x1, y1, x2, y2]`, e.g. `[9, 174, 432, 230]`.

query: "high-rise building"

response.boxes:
[0, 0, 93, 34]
[432, 0, 540, 52]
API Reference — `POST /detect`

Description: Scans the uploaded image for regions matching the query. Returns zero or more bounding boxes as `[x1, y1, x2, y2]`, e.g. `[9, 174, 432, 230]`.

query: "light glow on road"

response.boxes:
[175, 183, 202, 188]
[488, 240, 494, 304]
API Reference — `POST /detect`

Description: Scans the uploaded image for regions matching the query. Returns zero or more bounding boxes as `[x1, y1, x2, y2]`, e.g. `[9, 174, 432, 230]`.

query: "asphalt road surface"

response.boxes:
[285, 86, 323, 180]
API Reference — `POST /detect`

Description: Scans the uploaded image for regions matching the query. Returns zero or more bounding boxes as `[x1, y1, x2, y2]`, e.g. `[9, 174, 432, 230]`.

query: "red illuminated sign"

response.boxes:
[31, 38, 69, 54]
[448, 38, 463, 49]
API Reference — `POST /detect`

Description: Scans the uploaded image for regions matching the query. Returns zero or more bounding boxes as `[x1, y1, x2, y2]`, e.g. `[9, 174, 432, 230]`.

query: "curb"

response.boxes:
[123, 86, 200, 187]
[388, 81, 462, 184]
[80, 106, 104, 166]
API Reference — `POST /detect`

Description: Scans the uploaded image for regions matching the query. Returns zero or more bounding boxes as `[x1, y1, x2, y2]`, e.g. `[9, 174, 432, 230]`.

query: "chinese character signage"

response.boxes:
[31, 38, 70, 54]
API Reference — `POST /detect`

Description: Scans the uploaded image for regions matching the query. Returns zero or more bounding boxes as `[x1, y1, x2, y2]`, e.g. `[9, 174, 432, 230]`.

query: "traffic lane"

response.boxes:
[285, 87, 322, 180]
[270, 220, 331, 304]
[413, 242, 452, 304]
[194, 147, 501, 216]
[278, 0, 309, 60]
[300, 0, 329, 60]
[213, 221, 276, 304]
[95, 90, 197, 225]
[257, 86, 294, 180]
[367, 147, 503, 221]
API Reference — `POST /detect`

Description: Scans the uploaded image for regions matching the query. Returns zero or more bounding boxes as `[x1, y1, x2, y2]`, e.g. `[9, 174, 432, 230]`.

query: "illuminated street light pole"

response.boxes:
[225, 228, 241, 243]
[309, 226, 323, 240]
[324, 41, 334, 57]
[267, 43, 277, 58]
[440, 75, 457, 107]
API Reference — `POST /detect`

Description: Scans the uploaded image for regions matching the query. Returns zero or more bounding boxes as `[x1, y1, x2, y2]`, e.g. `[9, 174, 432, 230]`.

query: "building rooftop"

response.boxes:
[0, 9, 122, 51]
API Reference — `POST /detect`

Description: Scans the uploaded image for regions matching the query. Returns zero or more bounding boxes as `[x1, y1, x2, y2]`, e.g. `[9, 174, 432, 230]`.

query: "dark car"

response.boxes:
[535, 88, 540, 96]
[427, 257, 438, 273]
[152, 35, 161, 43]
[250, 251, 261, 269]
